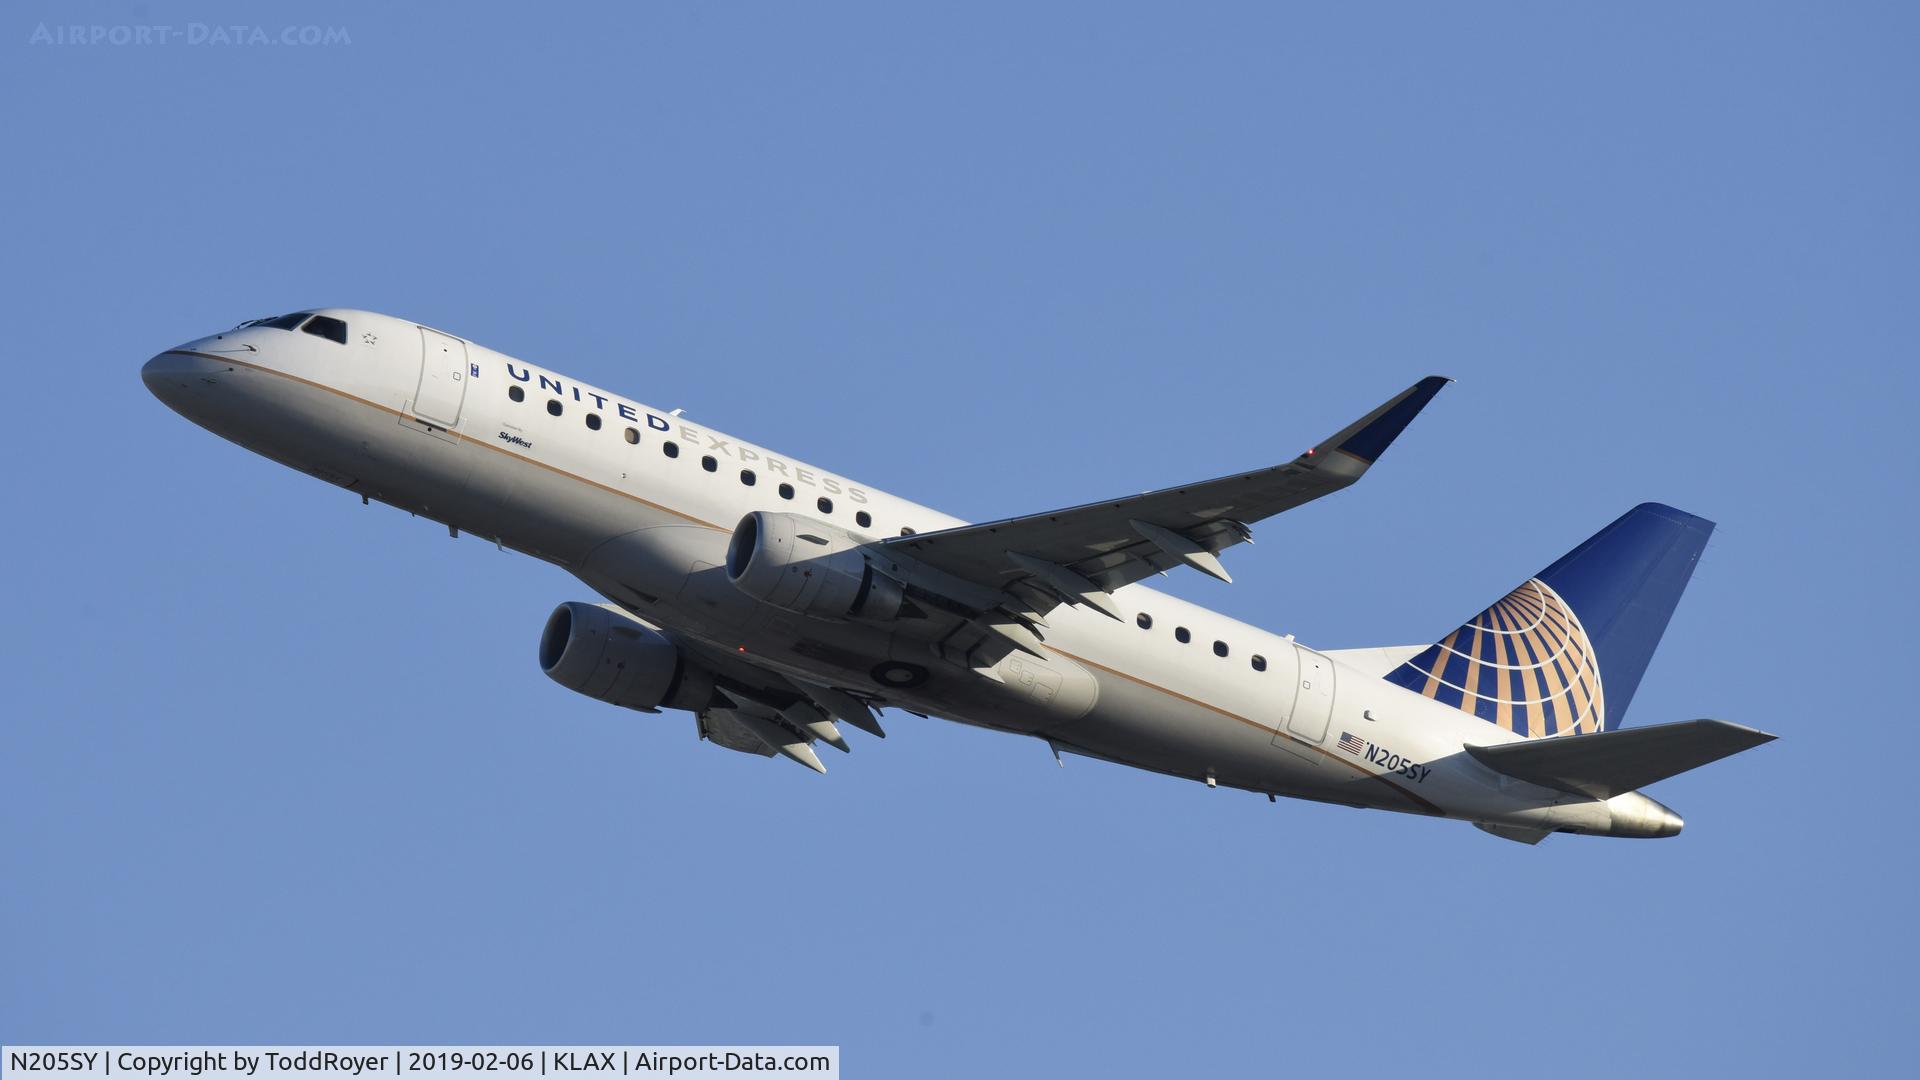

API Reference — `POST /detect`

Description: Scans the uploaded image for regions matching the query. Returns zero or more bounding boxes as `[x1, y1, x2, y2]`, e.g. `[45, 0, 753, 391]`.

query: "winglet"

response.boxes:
[1311, 375, 1451, 466]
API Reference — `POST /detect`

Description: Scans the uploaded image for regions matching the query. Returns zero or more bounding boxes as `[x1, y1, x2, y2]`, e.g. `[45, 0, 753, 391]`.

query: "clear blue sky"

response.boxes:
[3, 2, 1912, 1075]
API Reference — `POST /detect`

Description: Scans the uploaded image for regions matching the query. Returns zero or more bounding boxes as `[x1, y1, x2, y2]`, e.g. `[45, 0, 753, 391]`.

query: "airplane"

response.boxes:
[142, 308, 1775, 843]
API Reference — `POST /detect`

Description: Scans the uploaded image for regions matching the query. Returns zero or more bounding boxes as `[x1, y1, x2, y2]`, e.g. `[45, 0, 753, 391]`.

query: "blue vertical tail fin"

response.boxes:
[1383, 503, 1714, 736]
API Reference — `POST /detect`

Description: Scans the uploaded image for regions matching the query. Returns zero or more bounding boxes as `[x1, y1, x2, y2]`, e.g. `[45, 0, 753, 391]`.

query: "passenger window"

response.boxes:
[900, 527, 916, 536]
[701, 455, 718, 473]
[547, 400, 562, 417]
[585, 414, 602, 430]
[663, 441, 679, 458]
[778, 483, 794, 500]
[1136, 613, 1153, 630]
[1213, 640, 1229, 658]
[740, 469, 756, 486]
[1175, 627, 1191, 644]
[508, 386, 524, 403]
[817, 497, 833, 515]
[855, 510, 872, 528]
[1251, 654, 1267, 672]
[624, 427, 640, 444]
[301, 315, 348, 344]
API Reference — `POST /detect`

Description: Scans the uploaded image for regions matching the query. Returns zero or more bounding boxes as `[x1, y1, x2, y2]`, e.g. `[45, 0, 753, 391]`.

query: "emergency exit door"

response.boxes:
[414, 327, 469, 427]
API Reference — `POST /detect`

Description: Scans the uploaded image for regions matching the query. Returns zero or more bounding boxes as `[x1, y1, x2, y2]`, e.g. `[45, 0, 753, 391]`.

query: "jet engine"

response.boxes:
[539, 602, 714, 712]
[725, 511, 906, 620]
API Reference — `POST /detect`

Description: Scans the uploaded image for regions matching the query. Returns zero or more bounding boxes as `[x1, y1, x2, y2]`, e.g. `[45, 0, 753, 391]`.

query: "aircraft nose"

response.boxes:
[142, 351, 192, 404]
[142, 351, 180, 388]
[142, 350, 227, 412]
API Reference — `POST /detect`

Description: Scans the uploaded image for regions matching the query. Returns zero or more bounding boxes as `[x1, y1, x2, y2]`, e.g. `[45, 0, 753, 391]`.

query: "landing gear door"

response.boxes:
[414, 327, 469, 428]
[1285, 645, 1336, 743]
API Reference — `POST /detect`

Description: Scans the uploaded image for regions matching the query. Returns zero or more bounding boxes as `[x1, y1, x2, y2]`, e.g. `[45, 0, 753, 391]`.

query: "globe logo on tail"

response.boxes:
[1385, 578, 1605, 737]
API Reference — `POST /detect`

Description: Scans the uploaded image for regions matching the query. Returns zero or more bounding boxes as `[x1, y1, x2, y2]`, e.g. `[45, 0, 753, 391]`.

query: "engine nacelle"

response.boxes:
[725, 511, 905, 621]
[539, 602, 714, 712]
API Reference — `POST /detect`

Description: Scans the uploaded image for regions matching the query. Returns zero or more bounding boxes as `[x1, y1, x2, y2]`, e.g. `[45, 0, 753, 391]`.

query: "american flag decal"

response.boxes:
[1338, 731, 1365, 755]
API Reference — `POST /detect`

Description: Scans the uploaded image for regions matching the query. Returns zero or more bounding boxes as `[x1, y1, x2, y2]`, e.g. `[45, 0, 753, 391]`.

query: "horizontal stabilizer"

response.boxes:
[1467, 719, 1775, 800]
[1474, 822, 1552, 845]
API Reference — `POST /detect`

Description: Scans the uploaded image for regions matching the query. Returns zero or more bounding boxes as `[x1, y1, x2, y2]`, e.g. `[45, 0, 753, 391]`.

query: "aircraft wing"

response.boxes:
[883, 376, 1449, 624]
[671, 633, 888, 773]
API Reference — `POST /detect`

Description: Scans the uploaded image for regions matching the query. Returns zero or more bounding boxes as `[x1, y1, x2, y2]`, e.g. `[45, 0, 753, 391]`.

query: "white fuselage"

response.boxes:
[142, 309, 1677, 837]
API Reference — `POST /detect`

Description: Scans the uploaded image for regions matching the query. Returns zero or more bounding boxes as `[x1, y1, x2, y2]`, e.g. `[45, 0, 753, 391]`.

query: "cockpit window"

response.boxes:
[237, 312, 312, 330]
[301, 314, 348, 344]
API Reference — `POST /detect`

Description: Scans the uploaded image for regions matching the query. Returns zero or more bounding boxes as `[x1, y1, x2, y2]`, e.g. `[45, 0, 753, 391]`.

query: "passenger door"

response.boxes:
[1284, 645, 1335, 743]
[414, 327, 469, 427]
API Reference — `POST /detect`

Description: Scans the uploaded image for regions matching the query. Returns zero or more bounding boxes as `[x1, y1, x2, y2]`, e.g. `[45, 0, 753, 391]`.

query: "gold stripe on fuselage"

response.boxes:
[171, 350, 1447, 815]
